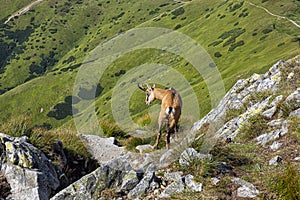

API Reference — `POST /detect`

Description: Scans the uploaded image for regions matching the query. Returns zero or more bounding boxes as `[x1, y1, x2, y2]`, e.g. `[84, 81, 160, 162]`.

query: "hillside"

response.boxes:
[1, 55, 299, 200]
[0, 0, 299, 199]
[0, 0, 299, 130]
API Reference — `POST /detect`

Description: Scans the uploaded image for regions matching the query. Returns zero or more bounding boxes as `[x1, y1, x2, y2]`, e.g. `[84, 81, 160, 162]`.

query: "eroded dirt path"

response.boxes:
[4, 0, 44, 24]
[246, 1, 300, 29]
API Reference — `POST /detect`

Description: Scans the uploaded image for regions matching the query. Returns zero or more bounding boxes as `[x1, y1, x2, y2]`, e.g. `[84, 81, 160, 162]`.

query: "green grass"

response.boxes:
[0, 0, 299, 136]
[238, 114, 270, 141]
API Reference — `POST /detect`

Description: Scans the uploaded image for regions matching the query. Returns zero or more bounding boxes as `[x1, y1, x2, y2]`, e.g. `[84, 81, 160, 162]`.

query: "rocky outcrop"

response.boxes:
[51, 56, 300, 199]
[0, 133, 59, 200]
[3, 56, 300, 199]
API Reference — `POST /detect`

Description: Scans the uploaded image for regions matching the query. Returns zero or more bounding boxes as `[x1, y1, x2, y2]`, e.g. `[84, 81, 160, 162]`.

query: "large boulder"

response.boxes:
[0, 133, 59, 200]
[51, 158, 132, 200]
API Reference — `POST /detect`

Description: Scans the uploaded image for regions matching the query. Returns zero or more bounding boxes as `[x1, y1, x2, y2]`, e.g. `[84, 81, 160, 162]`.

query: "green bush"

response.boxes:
[229, 2, 244, 12]
[208, 40, 223, 47]
[171, 7, 185, 19]
[214, 52, 222, 58]
[262, 28, 273, 34]
[228, 40, 245, 52]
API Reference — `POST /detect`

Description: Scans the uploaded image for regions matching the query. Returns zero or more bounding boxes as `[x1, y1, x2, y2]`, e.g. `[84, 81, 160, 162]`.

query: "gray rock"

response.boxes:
[232, 177, 260, 198]
[256, 77, 277, 92]
[211, 177, 220, 185]
[159, 179, 185, 198]
[286, 88, 300, 103]
[262, 106, 277, 118]
[270, 95, 283, 107]
[267, 119, 284, 127]
[184, 174, 202, 192]
[294, 156, 300, 161]
[218, 97, 272, 140]
[256, 61, 281, 92]
[270, 141, 282, 151]
[289, 108, 300, 117]
[52, 158, 131, 200]
[120, 170, 140, 192]
[287, 72, 294, 81]
[0, 133, 59, 200]
[164, 171, 183, 182]
[127, 171, 153, 199]
[178, 148, 211, 167]
[78, 134, 126, 164]
[256, 120, 288, 146]
[179, 148, 198, 167]
[269, 156, 282, 165]
[136, 144, 153, 154]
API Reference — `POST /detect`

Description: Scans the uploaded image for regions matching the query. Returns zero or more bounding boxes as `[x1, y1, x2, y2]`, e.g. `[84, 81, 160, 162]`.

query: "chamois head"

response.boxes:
[138, 82, 156, 105]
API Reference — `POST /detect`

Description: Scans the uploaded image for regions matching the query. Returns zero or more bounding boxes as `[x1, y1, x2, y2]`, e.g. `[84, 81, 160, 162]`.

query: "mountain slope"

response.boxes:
[0, 0, 299, 130]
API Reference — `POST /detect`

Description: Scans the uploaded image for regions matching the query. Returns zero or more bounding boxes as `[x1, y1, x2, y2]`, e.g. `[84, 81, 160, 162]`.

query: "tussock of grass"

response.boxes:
[271, 163, 300, 200]
[0, 115, 32, 138]
[225, 107, 246, 122]
[238, 114, 269, 141]
[243, 90, 274, 108]
[31, 127, 90, 158]
[0, 115, 90, 159]
[122, 136, 153, 152]
[100, 120, 127, 139]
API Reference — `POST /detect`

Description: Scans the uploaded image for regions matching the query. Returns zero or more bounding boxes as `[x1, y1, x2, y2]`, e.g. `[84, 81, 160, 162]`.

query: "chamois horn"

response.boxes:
[138, 82, 146, 91]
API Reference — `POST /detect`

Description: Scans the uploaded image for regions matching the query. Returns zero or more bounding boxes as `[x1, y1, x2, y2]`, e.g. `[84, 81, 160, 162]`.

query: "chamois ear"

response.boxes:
[152, 83, 155, 89]
[146, 83, 152, 90]
[138, 82, 146, 91]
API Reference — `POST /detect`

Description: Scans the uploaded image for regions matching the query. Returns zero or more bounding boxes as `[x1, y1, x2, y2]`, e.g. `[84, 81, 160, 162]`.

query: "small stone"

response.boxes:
[136, 144, 153, 154]
[269, 156, 282, 165]
[286, 88, 300, 103]
[289, 108, 300, 117]
[127, 171, 153, 199]
[159, 180, 184, 198]
[150, 181, 159, 189]
[184, 174, 202, 192]
[120, 170, 139, 192]
[153, 189, 160, 196]
[287, 72, 294, 80]
[256, 120, 288, 146]
[270, 141, 282, 151]
[294, 156, 300, 161]
[262, 106, 277, 118]
[270, 95, 283, 107]
[211, 177, 220, 185]
[164, 171, 183, 182]
[232, 178, 260, 198]
[179, 148, 198, 167]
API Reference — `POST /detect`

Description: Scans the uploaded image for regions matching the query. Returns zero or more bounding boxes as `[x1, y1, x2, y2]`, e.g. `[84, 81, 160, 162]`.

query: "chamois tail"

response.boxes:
[166, 107, 175, 116]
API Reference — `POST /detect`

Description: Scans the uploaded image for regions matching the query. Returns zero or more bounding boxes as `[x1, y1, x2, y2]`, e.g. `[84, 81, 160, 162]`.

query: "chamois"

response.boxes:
[138, 83, 182, 149]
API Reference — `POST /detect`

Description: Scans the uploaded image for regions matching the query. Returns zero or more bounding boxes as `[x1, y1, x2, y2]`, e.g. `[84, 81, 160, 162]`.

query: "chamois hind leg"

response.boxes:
[169, 118, 178, 141]
[153, 131, 161, 149]
[165, 123, 171, 149]
[153, 113, 164, 149]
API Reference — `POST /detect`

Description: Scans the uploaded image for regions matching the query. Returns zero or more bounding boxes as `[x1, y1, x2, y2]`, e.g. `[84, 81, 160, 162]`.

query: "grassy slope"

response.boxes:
[0, 0, 299, 130]
[0, 0, 33, 19]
